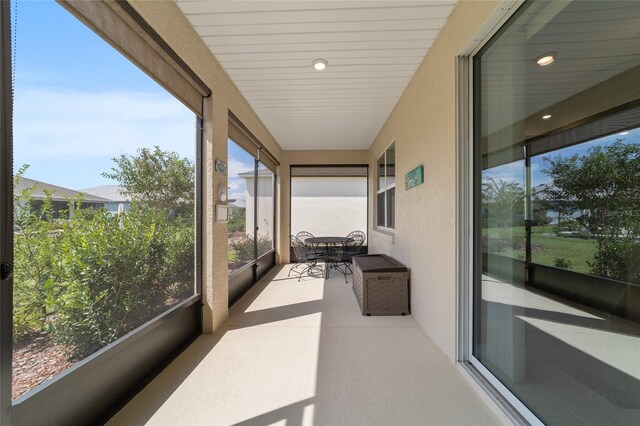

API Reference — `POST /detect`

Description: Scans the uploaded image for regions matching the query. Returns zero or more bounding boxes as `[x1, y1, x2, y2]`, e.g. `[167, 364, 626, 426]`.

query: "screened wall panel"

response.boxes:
[227, 122, 277, 305]
[290, 165, 368, 240]
[5, 1, 204, 423]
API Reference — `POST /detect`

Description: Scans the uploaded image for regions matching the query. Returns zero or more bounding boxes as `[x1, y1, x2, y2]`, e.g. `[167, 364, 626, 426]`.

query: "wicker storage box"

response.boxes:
[352, 254, 409, 316]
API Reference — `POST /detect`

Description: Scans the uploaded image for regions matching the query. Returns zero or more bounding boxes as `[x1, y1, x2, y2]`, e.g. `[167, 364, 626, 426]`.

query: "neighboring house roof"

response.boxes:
[15, 177, 111, 203]
[81, 185, 130, 202]
[532, 183, 574, 202]
[237, 169, 274, 179]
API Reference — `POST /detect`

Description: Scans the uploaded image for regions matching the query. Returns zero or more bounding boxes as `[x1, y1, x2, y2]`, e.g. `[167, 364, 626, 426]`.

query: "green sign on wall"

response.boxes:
[405, 165, 424, 190]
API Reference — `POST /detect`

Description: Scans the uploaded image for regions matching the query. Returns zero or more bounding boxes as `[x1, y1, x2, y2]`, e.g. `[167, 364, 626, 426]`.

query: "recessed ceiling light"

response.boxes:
[534, 53, 556, 67]
[312, 59, 328, 71]
[619, 131, 630, 135]
[542, 114, 552, 120]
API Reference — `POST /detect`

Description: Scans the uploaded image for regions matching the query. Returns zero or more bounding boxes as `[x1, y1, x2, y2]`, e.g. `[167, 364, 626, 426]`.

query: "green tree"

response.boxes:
[482, 178, 525, 229]
[532, 203, 551, 226]
[543, 140, 640, 282]
[103, 146, 194, 216]
[228, 208, 246, 233]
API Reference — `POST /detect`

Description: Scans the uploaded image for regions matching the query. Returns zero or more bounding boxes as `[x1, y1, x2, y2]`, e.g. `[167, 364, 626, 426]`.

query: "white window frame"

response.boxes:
[376, 141, 395, 231]
[457, 0, 543, 425]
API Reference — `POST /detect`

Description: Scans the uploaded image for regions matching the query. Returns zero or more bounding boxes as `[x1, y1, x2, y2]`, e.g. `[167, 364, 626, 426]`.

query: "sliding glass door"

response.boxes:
[471, 0, 640, 423]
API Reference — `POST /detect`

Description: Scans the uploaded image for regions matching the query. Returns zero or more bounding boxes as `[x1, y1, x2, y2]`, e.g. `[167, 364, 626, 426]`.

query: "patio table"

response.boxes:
[304, 236, 349, 279]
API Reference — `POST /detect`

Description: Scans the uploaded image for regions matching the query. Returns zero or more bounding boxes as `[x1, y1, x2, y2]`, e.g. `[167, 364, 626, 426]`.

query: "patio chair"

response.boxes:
[296, 230, 322, 256]
[289, 235, 323, 281]
[330, 237, 362, 283]
[346, 230, 366, 255]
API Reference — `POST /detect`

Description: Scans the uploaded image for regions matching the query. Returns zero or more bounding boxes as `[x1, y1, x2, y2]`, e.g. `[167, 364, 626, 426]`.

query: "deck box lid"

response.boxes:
[352, 254, 408, 272]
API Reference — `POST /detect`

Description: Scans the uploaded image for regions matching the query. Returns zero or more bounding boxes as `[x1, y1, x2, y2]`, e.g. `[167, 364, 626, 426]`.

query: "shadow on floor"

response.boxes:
[478, 297, 640, 423]
[109, 265, 497, 425]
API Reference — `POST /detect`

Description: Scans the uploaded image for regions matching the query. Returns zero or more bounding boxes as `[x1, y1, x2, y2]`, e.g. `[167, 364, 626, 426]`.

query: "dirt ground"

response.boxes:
[12, 332, 75, 399]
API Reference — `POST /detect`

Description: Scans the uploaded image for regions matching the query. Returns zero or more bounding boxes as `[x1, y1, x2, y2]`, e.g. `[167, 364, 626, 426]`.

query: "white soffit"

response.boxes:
[176, 0, 457, 150]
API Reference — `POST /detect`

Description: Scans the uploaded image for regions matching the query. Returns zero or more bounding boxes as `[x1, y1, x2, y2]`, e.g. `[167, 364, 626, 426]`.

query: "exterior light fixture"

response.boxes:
[534, 52, 556, 67]
[312, 59, 328, 71]
[542, 114, 552, 120]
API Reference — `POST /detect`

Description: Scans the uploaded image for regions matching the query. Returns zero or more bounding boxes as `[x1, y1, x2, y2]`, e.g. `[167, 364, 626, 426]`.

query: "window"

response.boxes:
[471, 0, 640, 423]
[376, 142, 395, 229]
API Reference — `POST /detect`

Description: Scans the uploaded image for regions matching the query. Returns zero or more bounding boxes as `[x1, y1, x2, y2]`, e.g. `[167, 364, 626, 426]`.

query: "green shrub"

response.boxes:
[228, 250, 239, 264]
[13, 186, 62, 339]
[589, 237, 640, 284]
[50, 206, 170, 356]
[161, 220, 195, 302]
[228, 234, 273, 269]
[13, 191, 195, 356]
[482, 232, 525, 255]
[13, 152, 197, 356]
[227, 209, 246, 234]
[554, 257, 572, 269]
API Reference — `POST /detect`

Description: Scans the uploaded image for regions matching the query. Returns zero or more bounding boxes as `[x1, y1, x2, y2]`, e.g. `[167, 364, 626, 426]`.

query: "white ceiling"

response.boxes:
[479, 0, 640, 137]
[176, 0, 457, 150]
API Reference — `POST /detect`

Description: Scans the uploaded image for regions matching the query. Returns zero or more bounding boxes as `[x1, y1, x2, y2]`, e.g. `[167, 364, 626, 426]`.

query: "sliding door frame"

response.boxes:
[455, 1, 542, 425]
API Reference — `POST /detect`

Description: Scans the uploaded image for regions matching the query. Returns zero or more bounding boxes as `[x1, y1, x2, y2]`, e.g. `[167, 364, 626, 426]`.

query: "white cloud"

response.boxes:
[227, 177, 246, 207]
[228, 177, 245, 192]
[482, 161, 525, 184]
[229, 192, 246, 207]
[227, 156, 254, 178]
[13, 86, 196, 163]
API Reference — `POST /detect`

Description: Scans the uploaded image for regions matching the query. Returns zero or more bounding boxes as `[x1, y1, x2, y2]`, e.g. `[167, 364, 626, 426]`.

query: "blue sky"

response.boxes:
[227, 141, 255, 207]
[13, 0, 194, 189]
[482, 128, 640, 187]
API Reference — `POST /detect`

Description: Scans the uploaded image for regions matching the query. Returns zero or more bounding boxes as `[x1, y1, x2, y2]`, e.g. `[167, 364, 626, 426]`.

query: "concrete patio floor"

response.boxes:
[108, 265, 500, 425]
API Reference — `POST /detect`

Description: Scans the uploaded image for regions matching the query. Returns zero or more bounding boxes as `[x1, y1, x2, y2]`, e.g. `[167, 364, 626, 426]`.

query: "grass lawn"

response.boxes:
[531, 234, 596, 274]
[484, 225, 597, 274]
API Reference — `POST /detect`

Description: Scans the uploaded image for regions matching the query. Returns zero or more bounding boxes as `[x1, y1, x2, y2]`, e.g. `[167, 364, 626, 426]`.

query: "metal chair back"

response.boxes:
[346, 230, 366, 246]
[290, 235, 311, 262]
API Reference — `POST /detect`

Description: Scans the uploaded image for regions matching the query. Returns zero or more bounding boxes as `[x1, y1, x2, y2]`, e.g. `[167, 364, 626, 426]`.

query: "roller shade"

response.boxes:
[58, 0, 210, 116]
[482, 145, 524, 170]
[228, 113, 279, 172]
[290, 166, 368, 177]
[526, 102, 640, 158]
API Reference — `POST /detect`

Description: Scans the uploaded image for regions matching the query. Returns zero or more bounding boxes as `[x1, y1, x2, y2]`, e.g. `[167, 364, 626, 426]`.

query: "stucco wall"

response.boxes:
[291, 176, 367, 238]
[243, 175, 276, 243]
[367, 0, 501, 362]
[130, 0, 283, 333]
